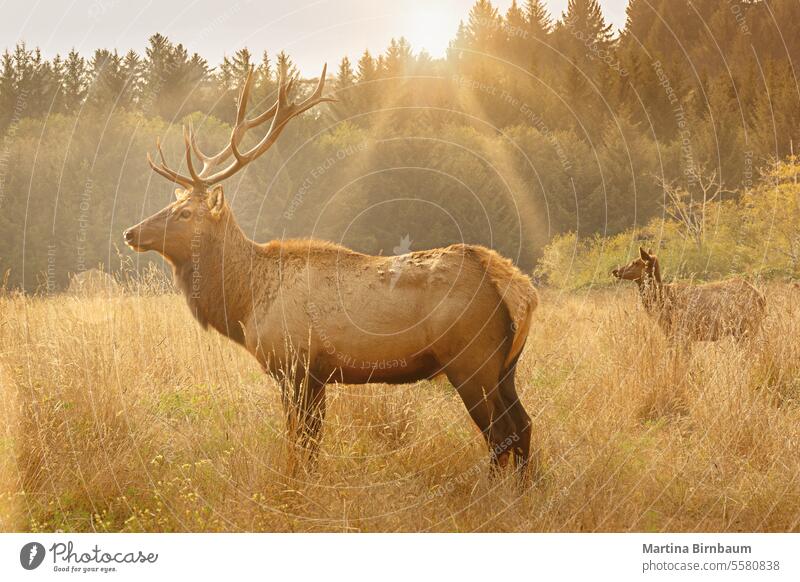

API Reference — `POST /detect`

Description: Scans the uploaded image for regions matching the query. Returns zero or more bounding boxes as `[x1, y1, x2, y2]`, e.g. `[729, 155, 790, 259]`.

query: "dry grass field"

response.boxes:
[1, 283, 799, 532]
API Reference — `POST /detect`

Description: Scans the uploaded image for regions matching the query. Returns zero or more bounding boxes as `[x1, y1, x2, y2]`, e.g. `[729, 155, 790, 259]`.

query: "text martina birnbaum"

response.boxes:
[643, 543, 752, 554]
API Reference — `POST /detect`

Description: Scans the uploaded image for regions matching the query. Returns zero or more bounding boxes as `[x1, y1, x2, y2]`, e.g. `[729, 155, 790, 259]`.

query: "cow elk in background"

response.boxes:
[124, 63, 539, 476]
[612, 247, 765, 344]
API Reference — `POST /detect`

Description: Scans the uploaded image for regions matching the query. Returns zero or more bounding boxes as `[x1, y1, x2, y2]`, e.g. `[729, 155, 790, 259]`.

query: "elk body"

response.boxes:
[124, 64, 538, 474]
[612, 248, 765, 343]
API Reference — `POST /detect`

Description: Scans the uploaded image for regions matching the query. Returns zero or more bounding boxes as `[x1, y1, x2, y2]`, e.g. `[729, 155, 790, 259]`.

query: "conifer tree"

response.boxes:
[62, 49, 87, 114]
[336, 56, 355, 90]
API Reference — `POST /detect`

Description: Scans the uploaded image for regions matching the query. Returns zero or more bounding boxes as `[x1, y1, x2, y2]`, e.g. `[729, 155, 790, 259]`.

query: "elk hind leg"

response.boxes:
[447, 365, 519, 474]
[498, 370, 532, 477]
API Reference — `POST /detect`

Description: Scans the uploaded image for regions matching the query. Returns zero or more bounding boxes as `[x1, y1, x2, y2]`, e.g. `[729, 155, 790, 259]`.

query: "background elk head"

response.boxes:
[123, 63, 332, 263]
[612, 247, 662, 285]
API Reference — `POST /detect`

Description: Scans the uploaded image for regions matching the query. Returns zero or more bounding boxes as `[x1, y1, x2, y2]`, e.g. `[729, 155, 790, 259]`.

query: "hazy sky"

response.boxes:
[0, 0, 629, 73]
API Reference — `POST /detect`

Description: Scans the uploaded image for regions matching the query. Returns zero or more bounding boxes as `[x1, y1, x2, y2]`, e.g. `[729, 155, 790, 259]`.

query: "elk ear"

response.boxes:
[207, 185, 225, 216]
[174, 188, 187, 200]
[652, 256, 662, 283]
[639, 247, 651, 261]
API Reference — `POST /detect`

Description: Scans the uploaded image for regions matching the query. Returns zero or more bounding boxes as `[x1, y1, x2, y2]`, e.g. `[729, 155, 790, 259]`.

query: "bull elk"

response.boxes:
[123, 63, 538, 475]
[612, 247, 765, 343]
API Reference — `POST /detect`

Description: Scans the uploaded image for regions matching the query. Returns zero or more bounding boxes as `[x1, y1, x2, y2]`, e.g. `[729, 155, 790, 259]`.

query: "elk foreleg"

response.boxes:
[297, 376, 326, 460]
[279, 360, 327, 463]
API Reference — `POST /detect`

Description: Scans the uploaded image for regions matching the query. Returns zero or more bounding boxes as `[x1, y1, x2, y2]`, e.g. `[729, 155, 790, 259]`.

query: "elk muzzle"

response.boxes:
[123, 223, 158, 252]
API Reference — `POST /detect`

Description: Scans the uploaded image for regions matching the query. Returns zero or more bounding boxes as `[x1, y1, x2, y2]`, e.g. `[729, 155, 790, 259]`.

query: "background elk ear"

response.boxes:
[639, 247, 651, 261]
[652, 256, 662, 283]
[207, 185, 225, 216]
[174, 188, 186, 199]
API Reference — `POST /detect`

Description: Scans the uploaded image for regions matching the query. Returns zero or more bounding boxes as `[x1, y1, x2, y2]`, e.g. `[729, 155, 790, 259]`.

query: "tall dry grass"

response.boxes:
[1, 283, 799, 532]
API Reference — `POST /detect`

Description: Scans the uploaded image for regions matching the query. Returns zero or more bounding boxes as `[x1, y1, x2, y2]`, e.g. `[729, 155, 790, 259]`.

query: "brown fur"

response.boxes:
[125, 64, 538, 476]
[613, 248, 766, 342]
[124, 190, 538, 474]
[461, 244, 539, 367]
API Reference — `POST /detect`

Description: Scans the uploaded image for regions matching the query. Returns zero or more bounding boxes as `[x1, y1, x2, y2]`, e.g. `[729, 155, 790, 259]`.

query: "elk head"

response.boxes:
[612, 247, 662, 285]
[124, 63, 333, 265]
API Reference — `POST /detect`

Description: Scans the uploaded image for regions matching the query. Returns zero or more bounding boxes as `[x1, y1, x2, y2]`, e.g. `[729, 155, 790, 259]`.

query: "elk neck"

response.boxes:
[171, 209, 259, 346]
[636, 274, 665, 313]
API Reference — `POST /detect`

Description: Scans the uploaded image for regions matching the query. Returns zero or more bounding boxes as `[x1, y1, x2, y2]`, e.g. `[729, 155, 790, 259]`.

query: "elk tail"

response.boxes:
[464, 245, 538, 370]
[506, 296, 536, 369]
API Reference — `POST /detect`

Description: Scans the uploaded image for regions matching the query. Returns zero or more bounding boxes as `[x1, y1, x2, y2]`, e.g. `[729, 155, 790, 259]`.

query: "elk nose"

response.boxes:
[123, 228, 135, 243]
[611, 268, 619, 277]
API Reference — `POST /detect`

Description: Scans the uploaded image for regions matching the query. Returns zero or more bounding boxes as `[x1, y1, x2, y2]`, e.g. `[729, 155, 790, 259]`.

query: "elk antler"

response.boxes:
[147, 63, 333, 190]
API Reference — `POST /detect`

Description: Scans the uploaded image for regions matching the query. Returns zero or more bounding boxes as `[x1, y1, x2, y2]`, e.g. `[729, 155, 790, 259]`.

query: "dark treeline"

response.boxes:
[1, 0, 799, 291]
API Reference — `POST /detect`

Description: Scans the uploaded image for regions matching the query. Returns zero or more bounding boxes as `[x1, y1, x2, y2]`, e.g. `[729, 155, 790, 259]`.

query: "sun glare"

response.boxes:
[402, 6, 458, 57]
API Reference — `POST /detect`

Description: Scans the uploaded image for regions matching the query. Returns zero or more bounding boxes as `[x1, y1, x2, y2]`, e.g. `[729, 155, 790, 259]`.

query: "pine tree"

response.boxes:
[523, 0, 552, 75]
[383, 37, 412, 77]
[553, 0, 616, 131]
[328, 56, 356, 121]
[525, 0, 552, 37]
[27, 47, 55, 117]
[120, 50, 143, 108]
[558, 0, 614, 62]
[181, 51, 210, 115]
[258, 51, 273, 84]
[350, 50, 377, 121]
[87, 49, 124, 110]
[275, 51, 299, 81]
[143, 34, 209, 119]
[464, 0, 502, 52]
[220, 48, 253, 91]
[9, 44, 38, 115]
[62, 49, 87, 114]
[142, 33, 172, 116]
[336, 56, 355, 90]
[503, 0, 528, 65]
[450, 1, 507, 127]
[256, 51, 274, 91]
[356, 50, 376, 83]
[245, 51, 277, 112]
[48, 54, 65, 114]
[0, 50, 18, 130]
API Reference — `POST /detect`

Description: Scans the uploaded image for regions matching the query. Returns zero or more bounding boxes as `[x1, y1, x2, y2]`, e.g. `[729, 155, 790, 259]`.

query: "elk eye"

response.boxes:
[180, 209, 192, 219]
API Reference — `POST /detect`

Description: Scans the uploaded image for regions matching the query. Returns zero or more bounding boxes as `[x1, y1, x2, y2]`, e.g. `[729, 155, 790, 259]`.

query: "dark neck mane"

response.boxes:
[169, 211, 259, 345]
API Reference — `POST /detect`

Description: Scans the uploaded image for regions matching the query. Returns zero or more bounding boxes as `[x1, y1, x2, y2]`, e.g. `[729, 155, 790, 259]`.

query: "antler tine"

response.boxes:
[267, 64, 334, 142]
[283, 73, 296, 105]
[187, 125, 213, 172]
[155, 136, 169, 167]
[236, 65, 256, 126]
[183, 125, 203, 185]
[190, 66, 279, 180]
[147, 150, 194, 189]
[217, 65, 296, 176]
[203, 63, 332, 185]
[295, 62, 337, 112]
[148, 137, 195, 188]
[243, 101, 278, 130]
[188, 119, 242, 178]
[238, 65, 279, 131]
[269, 63, 336, 136]
[146, 61, 331, 188]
